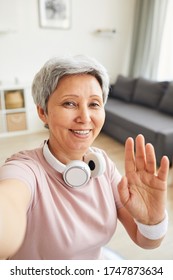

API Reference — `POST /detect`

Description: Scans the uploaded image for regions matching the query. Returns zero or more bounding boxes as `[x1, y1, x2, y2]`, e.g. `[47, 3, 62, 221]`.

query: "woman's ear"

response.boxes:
[37, 106, 48, 124]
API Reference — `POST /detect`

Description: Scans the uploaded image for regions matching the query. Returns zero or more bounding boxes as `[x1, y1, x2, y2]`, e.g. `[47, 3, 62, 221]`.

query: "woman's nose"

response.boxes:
[76, 106, 91, 123]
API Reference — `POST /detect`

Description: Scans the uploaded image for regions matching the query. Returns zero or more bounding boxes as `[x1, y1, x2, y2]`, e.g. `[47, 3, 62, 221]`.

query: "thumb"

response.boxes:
[118, 176, 130, 206]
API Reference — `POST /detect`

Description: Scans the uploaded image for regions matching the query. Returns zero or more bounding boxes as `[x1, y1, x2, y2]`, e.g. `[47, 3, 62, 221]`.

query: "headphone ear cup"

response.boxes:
[84, 152, 106, 178]
[63, 160, 91, 188]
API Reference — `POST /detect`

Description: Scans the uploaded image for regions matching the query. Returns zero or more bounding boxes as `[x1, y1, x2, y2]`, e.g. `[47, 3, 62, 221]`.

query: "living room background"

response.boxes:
[0, 0, 136, 85]
[0, 0, 172, 134]
[0, 0, 136, 132]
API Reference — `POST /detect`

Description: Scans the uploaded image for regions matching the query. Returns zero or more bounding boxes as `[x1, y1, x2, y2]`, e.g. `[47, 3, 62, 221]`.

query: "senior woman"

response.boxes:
[0, 55, 169, 260]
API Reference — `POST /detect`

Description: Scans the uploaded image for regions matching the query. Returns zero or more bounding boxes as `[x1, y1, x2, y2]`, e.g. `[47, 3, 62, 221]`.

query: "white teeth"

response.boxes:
[72, 130, 90, 135]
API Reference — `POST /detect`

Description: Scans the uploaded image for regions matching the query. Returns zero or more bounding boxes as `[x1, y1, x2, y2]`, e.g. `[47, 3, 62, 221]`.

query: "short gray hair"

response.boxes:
[32, 55, 110, 112]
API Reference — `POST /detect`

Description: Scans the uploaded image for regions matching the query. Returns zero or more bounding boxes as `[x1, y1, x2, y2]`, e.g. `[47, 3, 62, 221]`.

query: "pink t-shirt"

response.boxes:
[0, 143, 123, 260]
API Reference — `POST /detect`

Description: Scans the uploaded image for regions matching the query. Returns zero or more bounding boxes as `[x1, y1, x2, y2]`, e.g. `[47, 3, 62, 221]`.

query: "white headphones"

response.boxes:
[43, 141, 106, 188]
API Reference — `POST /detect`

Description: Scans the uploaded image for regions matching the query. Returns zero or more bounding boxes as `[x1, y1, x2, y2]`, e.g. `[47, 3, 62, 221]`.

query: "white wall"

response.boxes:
[0, 0, 136, 131]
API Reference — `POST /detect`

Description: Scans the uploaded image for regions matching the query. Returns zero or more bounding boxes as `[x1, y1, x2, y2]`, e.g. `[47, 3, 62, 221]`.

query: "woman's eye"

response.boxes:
[63, 101, 76, 108]
[90, 102, 100, 108]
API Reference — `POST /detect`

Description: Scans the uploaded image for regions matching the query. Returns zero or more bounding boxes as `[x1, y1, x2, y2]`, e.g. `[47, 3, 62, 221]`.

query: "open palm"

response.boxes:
[118, 134, 169, 225]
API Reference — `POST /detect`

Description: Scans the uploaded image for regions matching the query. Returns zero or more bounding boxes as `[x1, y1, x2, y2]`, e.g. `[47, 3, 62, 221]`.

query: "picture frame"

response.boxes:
[38, 0, 71, 29]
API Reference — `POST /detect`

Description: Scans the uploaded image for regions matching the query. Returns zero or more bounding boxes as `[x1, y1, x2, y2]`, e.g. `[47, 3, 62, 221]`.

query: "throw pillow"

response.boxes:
[132, 77, 168, 108]
[159, 82, 173, 115]
[110, 75, 136, 102]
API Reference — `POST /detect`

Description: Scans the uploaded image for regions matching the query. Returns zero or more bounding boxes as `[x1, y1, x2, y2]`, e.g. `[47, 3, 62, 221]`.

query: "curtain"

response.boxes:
[128, 0, 168, 79]
[157, 0, 173, 80]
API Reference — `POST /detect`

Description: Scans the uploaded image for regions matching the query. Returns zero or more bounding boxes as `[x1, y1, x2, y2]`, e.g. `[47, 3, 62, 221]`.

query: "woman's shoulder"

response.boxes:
[5, 143, 44, 163]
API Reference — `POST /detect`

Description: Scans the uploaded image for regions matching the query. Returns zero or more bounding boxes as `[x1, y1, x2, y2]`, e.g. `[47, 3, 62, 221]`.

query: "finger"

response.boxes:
[135, 134, 146, 171]
[118, 176, 130, 206]
[145, 143, 156, 174]
[157, 156, 169, 181]
[125, 137, 135, 173]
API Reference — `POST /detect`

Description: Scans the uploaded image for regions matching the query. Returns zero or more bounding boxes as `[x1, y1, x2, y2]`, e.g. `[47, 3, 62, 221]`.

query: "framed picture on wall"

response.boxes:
[39, 0, 71, 29]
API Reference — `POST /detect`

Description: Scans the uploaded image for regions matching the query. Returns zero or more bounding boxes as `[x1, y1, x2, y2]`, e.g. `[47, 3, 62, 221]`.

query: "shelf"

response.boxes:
[94, 29, 116, 37]
[0, 86, 28, 135]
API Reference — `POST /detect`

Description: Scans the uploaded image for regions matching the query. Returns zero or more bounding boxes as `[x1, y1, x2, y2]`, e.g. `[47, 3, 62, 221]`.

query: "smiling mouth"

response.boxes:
[70, 129, 91, 135]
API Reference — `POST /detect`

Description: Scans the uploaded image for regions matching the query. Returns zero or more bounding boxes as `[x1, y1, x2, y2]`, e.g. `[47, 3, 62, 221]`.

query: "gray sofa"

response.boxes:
[102, 75, 173, 165]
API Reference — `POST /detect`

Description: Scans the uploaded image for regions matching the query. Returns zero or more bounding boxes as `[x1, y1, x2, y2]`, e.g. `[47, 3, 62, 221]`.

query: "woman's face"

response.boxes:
[38, 74, 105, 163]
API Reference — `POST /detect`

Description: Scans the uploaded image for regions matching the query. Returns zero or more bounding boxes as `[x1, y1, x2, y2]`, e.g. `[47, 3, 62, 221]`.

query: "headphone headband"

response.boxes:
[43, 141, 106, 188]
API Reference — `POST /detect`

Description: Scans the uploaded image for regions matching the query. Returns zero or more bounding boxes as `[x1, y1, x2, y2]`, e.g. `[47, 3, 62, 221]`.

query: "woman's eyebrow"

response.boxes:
[62, 94, 102, 98]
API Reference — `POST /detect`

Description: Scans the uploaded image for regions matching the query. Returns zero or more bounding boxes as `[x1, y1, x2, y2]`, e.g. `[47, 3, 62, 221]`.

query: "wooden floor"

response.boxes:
[0, 130, 173, 260]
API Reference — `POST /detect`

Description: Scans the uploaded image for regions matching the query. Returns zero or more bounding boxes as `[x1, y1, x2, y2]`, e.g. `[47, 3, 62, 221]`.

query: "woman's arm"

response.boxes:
[117, 206, 165, 249]
[0, 179, 31, 259]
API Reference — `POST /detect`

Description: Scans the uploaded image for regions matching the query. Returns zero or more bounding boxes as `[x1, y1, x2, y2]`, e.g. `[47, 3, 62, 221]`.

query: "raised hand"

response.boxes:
[118, 134, 169, 225]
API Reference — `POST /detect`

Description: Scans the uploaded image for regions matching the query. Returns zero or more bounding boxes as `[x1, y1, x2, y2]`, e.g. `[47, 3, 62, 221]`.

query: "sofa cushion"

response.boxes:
[110, 75, 136, 102]
[105, 98, 173, 132]
[159, 82, 173, 115]
[132, 78, 168, 108]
